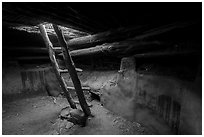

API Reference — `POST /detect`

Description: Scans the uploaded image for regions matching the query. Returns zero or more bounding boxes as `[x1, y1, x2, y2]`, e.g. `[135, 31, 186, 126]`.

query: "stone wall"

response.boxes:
[101, 57, 202, 135]
[2, 62, 61, 96]
[2, 62, 23, 95]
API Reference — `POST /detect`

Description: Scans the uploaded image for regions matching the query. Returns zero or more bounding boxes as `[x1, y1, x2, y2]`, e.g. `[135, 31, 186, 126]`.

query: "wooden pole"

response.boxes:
[60, 40, 163, 57]
[67, 25, 145, 50]
[53, 24, 92, 116]
[66, 22, 194, 50]
[133, 50, 199, 58]
[39, 24, 77, 109]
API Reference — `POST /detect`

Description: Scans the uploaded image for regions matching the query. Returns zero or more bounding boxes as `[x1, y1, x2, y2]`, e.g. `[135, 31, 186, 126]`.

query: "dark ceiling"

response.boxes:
[3, 2, 201, 33]
[2, 2, 202, 64]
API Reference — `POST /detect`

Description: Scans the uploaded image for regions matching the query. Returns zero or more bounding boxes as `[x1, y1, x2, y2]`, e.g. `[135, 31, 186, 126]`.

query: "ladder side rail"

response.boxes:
[53, 24, 92, 116]
[39, 24, 77, 109]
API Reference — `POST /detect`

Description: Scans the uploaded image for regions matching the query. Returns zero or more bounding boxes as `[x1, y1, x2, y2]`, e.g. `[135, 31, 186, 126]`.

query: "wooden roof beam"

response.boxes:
[66, 21, 196, 51]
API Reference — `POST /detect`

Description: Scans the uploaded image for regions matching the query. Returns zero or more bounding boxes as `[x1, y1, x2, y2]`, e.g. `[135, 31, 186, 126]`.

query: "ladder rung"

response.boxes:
[59, 68, 83, 73]
[67, 86, 91, 90]
[76, 68, 83, 72]
[59, 69, 68, 73]
[53, 47, 62, 53]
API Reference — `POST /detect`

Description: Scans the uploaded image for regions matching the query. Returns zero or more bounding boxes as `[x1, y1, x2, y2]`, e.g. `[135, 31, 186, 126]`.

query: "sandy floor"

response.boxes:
[2, 92, 153, 135]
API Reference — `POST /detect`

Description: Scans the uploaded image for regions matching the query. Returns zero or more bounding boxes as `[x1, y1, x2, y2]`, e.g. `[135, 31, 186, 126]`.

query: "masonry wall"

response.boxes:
[2, 62, 61, 96]
[2, 58, 201, 134]
[101, 57, 202, 135]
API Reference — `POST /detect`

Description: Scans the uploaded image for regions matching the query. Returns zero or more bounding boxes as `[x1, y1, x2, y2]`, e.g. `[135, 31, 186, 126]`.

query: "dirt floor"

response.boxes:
[2, 91, 153, 135]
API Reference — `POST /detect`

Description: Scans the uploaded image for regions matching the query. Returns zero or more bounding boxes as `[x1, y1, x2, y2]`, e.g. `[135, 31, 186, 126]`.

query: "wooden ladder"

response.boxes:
[39, 24, 91, 116]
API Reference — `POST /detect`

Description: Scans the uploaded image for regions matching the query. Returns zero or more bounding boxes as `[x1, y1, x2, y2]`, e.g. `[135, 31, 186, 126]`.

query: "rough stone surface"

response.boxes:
[101, 56, 202, 135]
[2, 63, 62, 96]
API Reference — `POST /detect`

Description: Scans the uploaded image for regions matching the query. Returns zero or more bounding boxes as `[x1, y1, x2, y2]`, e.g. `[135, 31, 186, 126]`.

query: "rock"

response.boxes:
[65, 121, 74, 129]
[136, 123, 141, 127]
[69, 109, 85, 120]
[60, 107, 71, 119]
[59, 119, 68, 128]
[60, 107, 87, 127]
[32, 105, 37, 108]
[50, 130, 59, 135]
[74, 100, 93, 107]
[70, 109, 88, 127]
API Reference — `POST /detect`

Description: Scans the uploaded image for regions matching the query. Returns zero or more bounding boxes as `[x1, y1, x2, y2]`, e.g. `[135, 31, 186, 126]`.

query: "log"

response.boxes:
[5, 22, 195, 58]
[53, 24, 92, 116]
[4, 47, 48, 52]
[63, 40, 164, 57]
[17, 56, 49, 60]
[133, 50, 199, 58]
[132, 22, 194, 40]
[67, 25, 147, 50]
[67, 22, 194, 50]
[59, 22, 194, 57]
[39, 24, 77, 109]
[3, 47, 61, 54]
